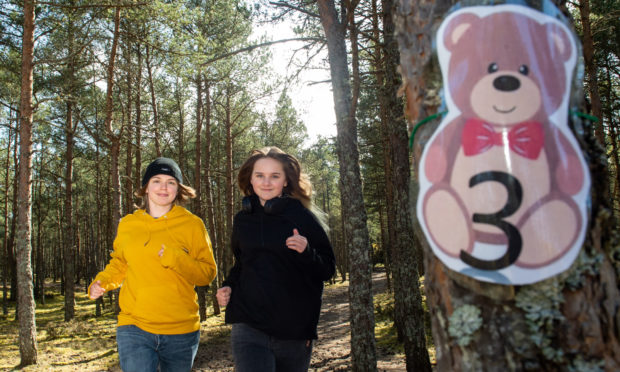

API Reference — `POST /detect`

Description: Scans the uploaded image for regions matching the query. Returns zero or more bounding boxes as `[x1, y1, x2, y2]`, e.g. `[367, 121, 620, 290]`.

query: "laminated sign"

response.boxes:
[417, 2, 591, 285]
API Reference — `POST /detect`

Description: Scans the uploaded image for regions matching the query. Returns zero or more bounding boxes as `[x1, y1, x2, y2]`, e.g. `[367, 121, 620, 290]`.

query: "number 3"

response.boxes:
[460, 171, 523, 270]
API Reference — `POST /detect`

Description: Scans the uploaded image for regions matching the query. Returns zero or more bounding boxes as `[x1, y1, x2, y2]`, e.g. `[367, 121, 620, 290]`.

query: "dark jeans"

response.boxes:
[231, 323, 312, 372]
[116, 325, 200, 372]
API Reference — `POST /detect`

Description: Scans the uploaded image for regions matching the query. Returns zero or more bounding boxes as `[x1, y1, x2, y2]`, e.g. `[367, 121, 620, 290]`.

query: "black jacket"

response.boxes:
[222, 195, 336, 340]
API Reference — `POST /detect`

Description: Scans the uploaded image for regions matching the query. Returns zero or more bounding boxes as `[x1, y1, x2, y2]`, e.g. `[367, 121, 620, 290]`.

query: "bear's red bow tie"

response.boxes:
[462, 119, 544, 159]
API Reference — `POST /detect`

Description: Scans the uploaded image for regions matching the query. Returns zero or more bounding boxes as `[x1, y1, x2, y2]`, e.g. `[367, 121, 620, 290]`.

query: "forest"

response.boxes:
[1, 0, 619, 371]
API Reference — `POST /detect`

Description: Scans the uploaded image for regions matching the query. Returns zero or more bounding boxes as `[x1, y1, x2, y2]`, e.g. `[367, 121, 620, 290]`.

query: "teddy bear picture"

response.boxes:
[417, 5, 591, 285]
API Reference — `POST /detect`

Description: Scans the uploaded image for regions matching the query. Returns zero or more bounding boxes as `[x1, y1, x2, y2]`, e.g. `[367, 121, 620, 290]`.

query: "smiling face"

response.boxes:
[443, 11, 572, 126]
[470, 68, 542, 124]
[146, 174, 178, 210]
[250, 157, 288, 205]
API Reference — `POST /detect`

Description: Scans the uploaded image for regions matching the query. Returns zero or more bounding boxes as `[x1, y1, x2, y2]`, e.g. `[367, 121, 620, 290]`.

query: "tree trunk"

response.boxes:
[194, 74, 208, 321]
[124, 45, 134, 215]
[578, 0, 605, 146]
[95, 132, 103, 317]
[104, 7, 123, 235]
[371, 0, 396, 293]
[176, 79, 185, 169]
[223, 91, 234, 277]
[396, 0, 620, 370]
[9, 124, 19, 303]
[16, 0, 38, 365]
[381, 0, 431, 368]
[134, 45, 143, 190]
[2, 121, 12, 315]
[145, 44, 161, 157]
[64, 99, 76, 321]
[317, 0, 377, 370]
[202, 80, 220, 315]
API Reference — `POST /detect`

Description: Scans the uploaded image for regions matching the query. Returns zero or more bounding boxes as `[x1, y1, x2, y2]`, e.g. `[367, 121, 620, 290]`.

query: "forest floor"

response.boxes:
[0, 271, 429, 371]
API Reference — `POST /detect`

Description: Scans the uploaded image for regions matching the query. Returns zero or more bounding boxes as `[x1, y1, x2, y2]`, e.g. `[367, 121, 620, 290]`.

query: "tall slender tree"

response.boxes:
[104, 7, 123, 235]
[379, 0, 431, 368]
[16, 0, 37, 365]
[317, 0, 377, 370]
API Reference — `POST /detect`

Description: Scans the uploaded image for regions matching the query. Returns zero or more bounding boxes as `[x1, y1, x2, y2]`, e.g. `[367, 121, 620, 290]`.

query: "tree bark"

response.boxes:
[317, 0, 377, 370]
[104, 7, 123, 235]
[134, 45, 143, 190]
[223, 90, 234, 277]
[64, 99, 76, 321]
[395, 0, 620, 370]
[2, 121, 13, 315]
[124, 39, 134, 215]
[380, 0, 431, 369]
[194, 74, 208, 321]
[202, 79, 220, 315]
[578, 0, 605, 146]
[145, 44, 161, 157]
[176, 78, 185, 169]
[371, 0, 396, 292]
[16, 0, 38, 365]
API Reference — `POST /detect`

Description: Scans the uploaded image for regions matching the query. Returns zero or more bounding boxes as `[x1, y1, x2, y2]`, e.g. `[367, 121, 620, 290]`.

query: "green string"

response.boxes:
[571, 110, 599, 123]
[409, 111, 448, 149]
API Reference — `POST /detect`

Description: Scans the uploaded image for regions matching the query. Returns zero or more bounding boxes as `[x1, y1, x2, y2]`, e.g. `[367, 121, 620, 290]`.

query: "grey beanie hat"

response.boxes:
[142, 157, 183, 186]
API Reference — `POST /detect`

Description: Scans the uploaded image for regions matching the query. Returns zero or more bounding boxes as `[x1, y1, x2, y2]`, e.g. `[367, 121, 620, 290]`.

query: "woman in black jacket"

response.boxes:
[216, 147, 336, 372]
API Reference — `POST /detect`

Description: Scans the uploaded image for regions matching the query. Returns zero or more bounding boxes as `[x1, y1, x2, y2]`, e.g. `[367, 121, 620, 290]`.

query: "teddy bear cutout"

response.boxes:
[417, 5, 590, 284]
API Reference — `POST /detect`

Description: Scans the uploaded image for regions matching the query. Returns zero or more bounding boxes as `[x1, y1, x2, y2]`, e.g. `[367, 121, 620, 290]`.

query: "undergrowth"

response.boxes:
[373, 275, 436, 365]
[1, 273, 436, 370]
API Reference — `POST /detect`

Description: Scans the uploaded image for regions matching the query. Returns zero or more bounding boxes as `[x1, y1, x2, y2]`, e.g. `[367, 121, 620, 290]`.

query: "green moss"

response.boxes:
[568, 355, 604, 372]
[515, 279, 565, 363]
[564, 248, 604, 290]
[447, 304, 482, 347]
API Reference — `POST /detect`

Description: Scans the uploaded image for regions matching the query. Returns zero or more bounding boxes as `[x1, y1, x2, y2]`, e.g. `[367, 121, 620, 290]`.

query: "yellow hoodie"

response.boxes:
[90, 205, 217, 335]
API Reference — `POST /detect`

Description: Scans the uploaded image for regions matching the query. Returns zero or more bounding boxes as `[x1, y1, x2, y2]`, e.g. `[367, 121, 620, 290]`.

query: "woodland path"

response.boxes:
[192, 271, 406, 371]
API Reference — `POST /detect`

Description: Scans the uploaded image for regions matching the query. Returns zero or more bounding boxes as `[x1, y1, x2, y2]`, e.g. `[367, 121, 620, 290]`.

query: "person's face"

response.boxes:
[250, 157, 287, 206]
[146, 174, 178, 209]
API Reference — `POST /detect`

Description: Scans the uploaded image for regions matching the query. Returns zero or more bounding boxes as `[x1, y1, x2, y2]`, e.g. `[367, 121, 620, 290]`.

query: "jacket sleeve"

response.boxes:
[222, 218, 241, 289]
[160, 218, 217, 286]
[298, 212, 336, 282]
[89, 232, 128, 294]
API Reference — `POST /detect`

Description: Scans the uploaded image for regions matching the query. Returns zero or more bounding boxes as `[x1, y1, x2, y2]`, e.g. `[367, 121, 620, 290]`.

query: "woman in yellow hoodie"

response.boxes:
[89, 157, 217, 372]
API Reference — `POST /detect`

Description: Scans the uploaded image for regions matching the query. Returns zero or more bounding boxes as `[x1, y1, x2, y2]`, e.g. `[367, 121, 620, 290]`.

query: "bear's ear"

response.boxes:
[443, 13, 480, 51]
[546, 23, 573, 62]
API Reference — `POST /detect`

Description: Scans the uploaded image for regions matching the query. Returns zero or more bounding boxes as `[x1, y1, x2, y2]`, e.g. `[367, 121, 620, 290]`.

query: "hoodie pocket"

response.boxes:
[132, 284, 194, 324]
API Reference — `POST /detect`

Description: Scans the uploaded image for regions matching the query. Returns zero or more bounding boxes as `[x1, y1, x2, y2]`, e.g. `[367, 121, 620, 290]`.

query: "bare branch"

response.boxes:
[269, 1, 320, 18]
[36, 1, 149, 9]
[200, 37, 324, 67]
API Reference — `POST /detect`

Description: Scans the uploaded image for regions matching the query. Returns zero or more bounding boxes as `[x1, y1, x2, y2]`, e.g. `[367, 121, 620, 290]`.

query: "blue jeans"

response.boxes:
[116, 325, 200, 372]
[231, 323, 312, 372]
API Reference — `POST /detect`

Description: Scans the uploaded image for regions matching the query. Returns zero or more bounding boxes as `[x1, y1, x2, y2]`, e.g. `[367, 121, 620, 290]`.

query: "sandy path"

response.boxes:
[192, 271, 405, 371]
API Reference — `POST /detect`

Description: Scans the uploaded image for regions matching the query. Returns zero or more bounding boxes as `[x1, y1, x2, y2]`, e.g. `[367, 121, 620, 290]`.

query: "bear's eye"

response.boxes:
[519, 65, 529, 75]
[487, 63, 498, 74]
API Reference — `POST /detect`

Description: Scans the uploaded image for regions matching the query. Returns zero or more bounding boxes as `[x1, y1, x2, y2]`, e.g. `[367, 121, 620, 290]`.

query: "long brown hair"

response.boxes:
[238, 147, 313, 209]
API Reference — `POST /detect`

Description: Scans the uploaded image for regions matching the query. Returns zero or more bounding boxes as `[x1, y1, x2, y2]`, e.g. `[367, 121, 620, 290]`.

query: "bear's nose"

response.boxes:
[493, 75, 521, 92]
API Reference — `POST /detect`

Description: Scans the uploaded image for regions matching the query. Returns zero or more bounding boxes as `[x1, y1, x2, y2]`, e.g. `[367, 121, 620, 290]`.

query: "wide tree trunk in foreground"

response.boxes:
[317, 0, 377, 370]
[395, 0, 620, 370]
[16, 0, 38, 366]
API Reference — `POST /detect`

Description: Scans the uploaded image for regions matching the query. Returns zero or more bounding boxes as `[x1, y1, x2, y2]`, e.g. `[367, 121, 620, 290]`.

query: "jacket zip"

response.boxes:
[260, 213, 264, 248]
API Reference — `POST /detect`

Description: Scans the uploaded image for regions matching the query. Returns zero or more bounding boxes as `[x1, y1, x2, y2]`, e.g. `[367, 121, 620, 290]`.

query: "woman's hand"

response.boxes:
[89, 281, 105, 300]
[216, 286, 232, 307]
[286, 228, 308, 253]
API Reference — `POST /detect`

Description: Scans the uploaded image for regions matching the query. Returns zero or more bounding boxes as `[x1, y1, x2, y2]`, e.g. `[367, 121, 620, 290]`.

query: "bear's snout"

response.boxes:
[493, 75, 520, 92]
